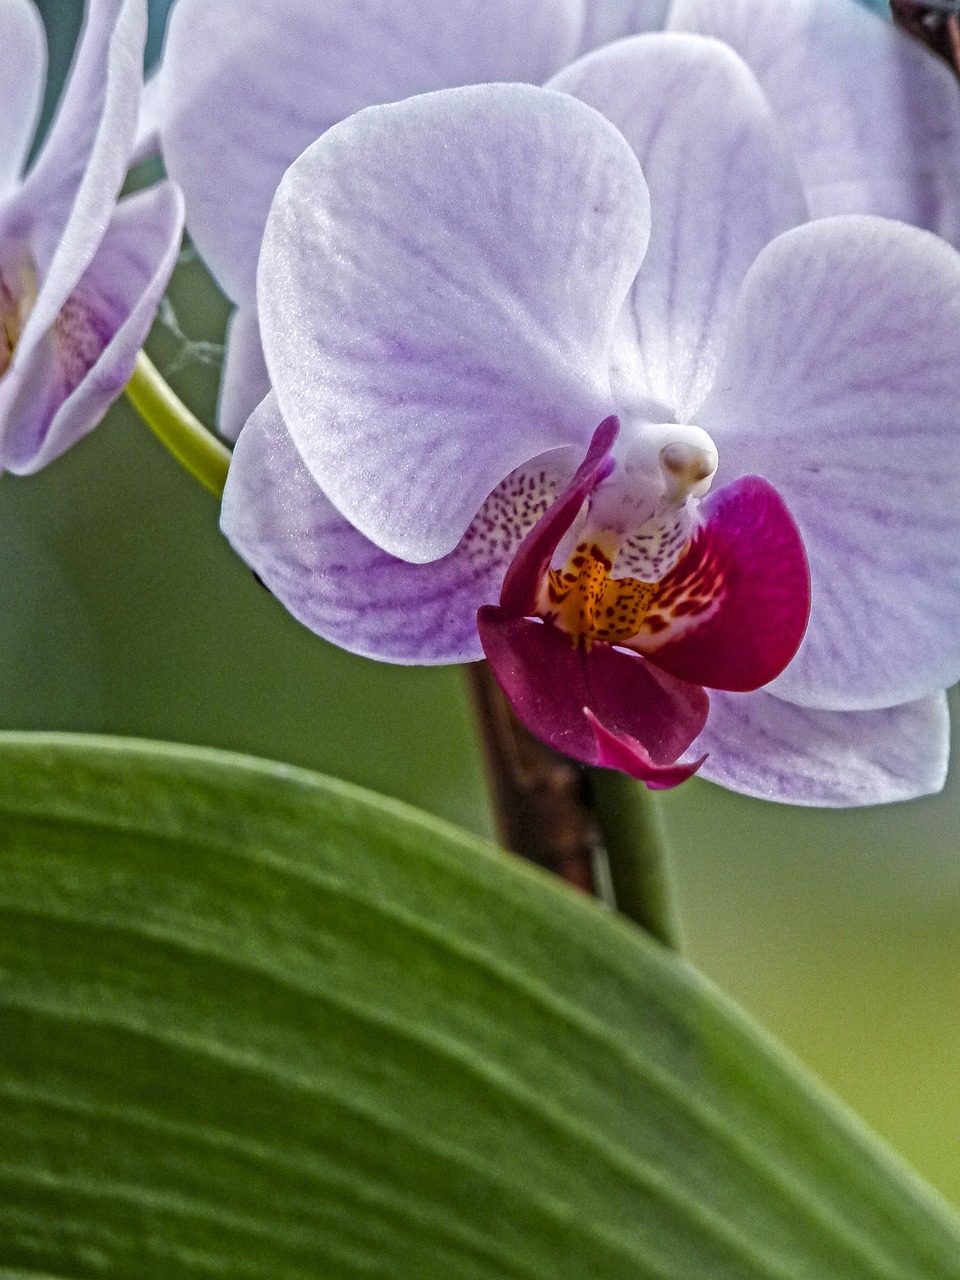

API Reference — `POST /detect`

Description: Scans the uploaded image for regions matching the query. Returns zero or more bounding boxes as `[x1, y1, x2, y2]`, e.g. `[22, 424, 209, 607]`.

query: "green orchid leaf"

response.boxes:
[0, 733, 957, 1278]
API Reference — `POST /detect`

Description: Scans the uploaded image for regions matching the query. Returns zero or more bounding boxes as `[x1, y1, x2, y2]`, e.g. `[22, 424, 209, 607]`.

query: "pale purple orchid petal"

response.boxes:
[0, 0, 46, 193]
[2, 181, 184, 474]
[579, 0, 669, 50]
[222, 393, 578, 663]
[131, 68, 162, 165]
[4, 0, 147, 360]
[550, 33, 806, 420]
[698, 215, 960, 712]
[669, 0, 960, 245]
[628, 475, 810, 693]
[691, 689, 950, 807]
[160, 0, 584, 306]
[477, 606, 710, 782]
[259, 84, 651, 563]
[218, 305, 270, 444]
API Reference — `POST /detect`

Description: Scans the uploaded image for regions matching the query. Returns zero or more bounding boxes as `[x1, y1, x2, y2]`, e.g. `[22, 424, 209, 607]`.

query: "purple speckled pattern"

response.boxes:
[500, 417, 618, 617]
[627, 476, 810, 693]
[222, 393, 576, 664]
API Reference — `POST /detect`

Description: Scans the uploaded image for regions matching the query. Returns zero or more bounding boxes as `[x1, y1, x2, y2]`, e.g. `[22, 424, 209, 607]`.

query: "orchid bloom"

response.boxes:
[653, 0, 960, 245]
[0, 0, 183, 476]
[223, 37, 960, 807]
[153, 0, 960, 442]
[153, 0, 663, 439]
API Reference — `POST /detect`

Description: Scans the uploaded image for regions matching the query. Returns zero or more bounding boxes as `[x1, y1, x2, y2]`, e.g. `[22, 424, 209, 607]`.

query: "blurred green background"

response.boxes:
[5, 0, 957, 1209]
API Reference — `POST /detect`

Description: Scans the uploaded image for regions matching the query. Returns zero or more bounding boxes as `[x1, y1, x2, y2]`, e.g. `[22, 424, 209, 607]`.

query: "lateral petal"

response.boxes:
[698, 215, 960, 710]
[5, 0, 146, 361]
[222, 394, 575, 663]
[2, 181, 184, 473]
[259, 84, 650, 562]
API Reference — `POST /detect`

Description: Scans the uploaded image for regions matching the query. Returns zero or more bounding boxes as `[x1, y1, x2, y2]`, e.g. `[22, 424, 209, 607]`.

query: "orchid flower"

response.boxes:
[154, 0, 960, 445]
[0, 0, 183, 475]
[153, 0, 664, 439]
[606, 0, 960, 243]
[222, 37, 960, 807]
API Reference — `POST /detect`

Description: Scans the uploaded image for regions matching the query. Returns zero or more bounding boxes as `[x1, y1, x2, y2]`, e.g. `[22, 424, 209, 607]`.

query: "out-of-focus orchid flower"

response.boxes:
[223, 39, 960, 806]
[0, 0, 183, 475]
[154, 0, 665, 439]
[590, 0, 960, 244]
[579, 0, 670, 48]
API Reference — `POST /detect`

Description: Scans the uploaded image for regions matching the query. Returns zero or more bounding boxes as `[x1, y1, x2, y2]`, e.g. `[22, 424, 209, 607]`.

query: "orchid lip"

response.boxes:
[0, 247, 37, 379]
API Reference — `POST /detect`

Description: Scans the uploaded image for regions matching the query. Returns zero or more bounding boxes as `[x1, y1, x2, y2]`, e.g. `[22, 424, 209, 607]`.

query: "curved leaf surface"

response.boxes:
[0, 733, 957, 1278]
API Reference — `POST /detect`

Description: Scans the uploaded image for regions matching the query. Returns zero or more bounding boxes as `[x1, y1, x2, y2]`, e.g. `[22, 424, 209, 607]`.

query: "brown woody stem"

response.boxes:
[465, 661, 679, 946]
[891, 2, 960, 75]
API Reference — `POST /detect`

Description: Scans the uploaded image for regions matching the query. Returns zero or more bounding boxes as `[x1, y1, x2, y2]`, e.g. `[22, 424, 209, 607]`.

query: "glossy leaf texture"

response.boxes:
[0, 733, 958, 1278]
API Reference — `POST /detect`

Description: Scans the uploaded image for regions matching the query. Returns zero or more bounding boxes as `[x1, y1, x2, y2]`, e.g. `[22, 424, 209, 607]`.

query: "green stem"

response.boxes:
[466, 662, 680, 945]
[587, 768, 682, 949]
[125, 351, 230, 497]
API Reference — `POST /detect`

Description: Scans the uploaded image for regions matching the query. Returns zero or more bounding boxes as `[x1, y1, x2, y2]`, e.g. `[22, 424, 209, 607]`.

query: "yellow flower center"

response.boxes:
[543, 537, 660, 649]
[0, 254, 37, 378]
